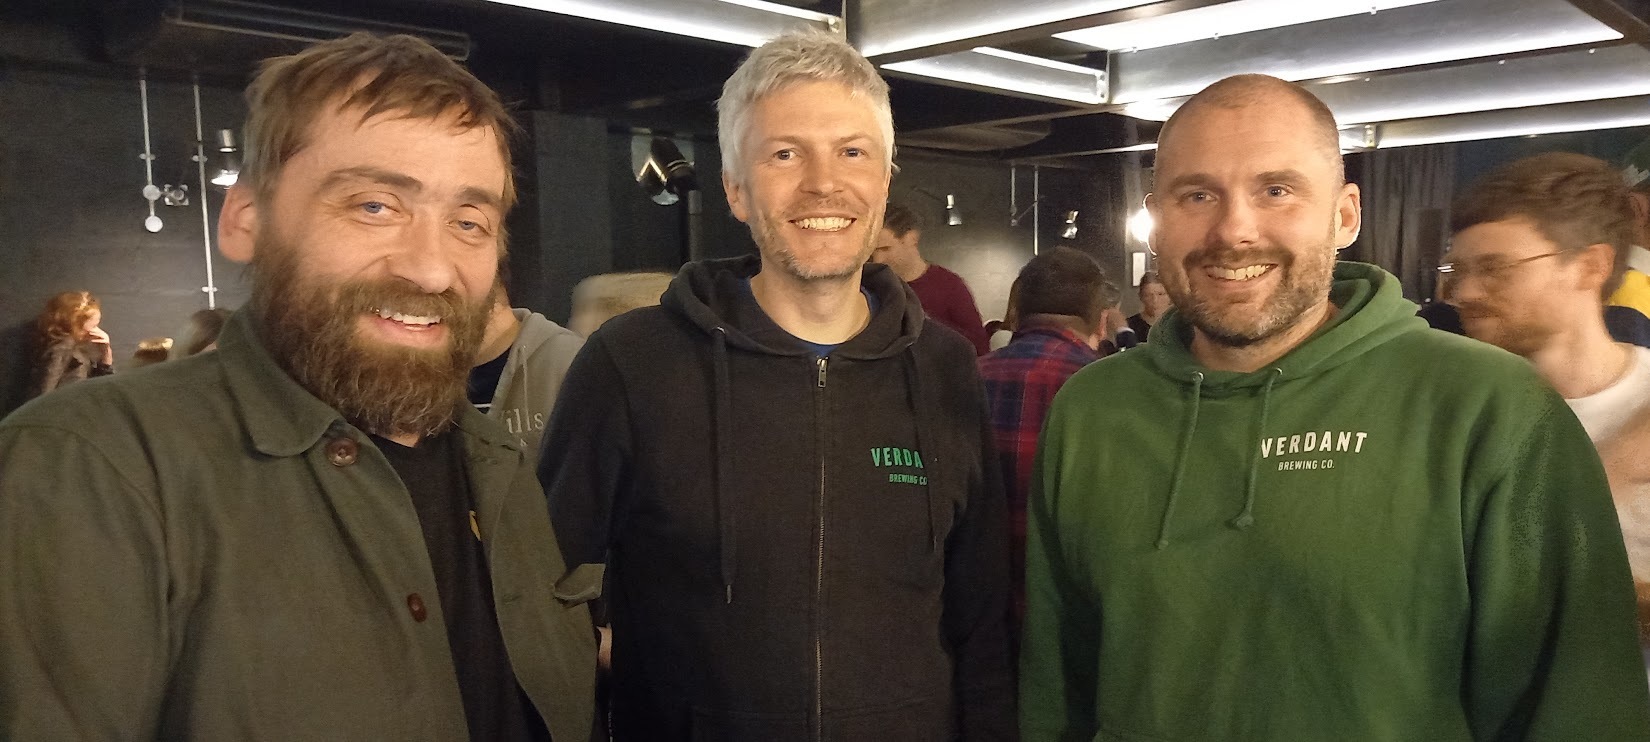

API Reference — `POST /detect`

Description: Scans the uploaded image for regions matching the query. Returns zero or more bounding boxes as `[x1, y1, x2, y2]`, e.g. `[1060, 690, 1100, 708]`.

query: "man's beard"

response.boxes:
[1167, 226, 1337, 349]
[751, 198, 879, 282]
[249, 232, 491, 439]
[1458, 307, 1556, 358]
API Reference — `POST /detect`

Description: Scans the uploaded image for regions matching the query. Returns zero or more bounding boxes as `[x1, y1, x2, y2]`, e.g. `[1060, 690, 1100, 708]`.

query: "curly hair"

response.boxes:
[35, 290, 99, 345]
[1452, 152, 1639, 296]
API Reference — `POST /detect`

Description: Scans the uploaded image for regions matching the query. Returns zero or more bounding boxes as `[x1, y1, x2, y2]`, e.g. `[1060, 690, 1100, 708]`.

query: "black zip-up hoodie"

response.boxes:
[540, 256, 1015, 741]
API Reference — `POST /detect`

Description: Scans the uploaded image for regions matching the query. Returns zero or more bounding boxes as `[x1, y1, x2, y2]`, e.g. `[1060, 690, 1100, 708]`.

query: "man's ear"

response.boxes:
[723, 171, 749, 224]
[1577, 242, 1618, 295]
[218, 183, 259, 264]
[1143, 193, 1160, 256]
[1334, 182, 1363, 248]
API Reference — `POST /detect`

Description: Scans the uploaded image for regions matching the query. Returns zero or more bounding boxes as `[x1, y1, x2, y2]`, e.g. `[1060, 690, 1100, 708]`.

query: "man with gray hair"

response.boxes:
[540, 30, 1014, 741]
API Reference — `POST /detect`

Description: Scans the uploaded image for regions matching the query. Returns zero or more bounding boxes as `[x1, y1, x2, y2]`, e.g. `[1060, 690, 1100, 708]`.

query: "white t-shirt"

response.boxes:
[1567, 345, 1650, 581]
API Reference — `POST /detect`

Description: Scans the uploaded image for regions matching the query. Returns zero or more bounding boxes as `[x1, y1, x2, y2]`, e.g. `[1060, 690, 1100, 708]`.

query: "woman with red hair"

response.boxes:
[31, 290, 114, 397]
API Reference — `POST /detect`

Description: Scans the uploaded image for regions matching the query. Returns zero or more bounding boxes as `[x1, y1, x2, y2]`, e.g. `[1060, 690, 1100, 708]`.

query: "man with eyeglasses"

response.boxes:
[1447, 151, 1650, 667]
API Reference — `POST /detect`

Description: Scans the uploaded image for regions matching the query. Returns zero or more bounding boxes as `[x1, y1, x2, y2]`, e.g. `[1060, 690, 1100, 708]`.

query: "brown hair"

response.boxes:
[241, 33, 519, 212]
[35, 291, 99, 345]
[178, 308, 233, 356]
[1013, 246, 1109, 327]
[882, 201, 924, 238]
[1137, 271, 1164, 293]
[1452, 152, 1637, 295]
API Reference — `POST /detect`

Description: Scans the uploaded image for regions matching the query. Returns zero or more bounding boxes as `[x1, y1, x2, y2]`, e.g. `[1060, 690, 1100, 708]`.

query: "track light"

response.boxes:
[1129, 207, 1155, 245]
[910, 188, 963, 227]
[636, 136, 698, 206]
[210, 129, 241, 188]
[1061, 210, 1079, 239]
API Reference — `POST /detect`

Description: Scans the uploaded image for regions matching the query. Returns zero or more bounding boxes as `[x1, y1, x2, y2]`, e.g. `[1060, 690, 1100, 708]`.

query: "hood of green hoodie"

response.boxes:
[660, 254, 926, 360]
[1143, 262, 1425, 395]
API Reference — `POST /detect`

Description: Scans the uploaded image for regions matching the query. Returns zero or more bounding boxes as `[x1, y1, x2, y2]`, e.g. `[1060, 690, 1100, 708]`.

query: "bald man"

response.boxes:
[1021, 74, 1650, 740]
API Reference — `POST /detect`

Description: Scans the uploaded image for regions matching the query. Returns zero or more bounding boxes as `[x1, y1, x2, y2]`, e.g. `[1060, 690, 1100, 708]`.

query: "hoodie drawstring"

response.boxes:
[1231, 368, 1282, 530]
[712, 328, 737, 604]
[1156, 372, 1204, 550]
[901, 353, 942, 553]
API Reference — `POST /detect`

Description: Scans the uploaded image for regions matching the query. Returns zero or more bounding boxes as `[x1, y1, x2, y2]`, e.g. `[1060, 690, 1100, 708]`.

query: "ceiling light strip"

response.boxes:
[1056, 0, 1443, 52]
[478, 0, 837, 48]
[1109, 0, 1623, 104]
[882, 48, 1108, 105]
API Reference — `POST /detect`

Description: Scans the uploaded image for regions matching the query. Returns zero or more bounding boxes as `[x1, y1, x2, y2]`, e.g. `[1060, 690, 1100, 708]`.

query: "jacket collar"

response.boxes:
[218, 309, 520, 457]
[1011, 315, 1094, 349]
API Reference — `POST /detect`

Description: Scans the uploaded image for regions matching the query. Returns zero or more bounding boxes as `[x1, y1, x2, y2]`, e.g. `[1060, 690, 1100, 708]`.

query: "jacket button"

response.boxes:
[325, 437, 358, 467]
[407, 593, 428, 622]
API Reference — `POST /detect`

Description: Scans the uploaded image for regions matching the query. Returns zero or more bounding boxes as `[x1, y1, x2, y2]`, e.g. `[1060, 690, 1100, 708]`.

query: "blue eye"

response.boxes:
[774, 150, 794, 161]
[456, 220, 479, 231]
[361, 201, 386, 214]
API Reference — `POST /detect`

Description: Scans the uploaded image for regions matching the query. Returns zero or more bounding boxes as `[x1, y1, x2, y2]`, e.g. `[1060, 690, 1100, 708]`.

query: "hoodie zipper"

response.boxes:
[813, 355, 828, 742]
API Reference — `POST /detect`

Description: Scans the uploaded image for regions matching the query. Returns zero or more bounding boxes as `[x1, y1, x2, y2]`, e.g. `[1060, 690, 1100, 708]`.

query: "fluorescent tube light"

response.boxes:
[883, 47, 1107, 104]
[1057, 0, 1443, 52]
[478, 0, 835, 48]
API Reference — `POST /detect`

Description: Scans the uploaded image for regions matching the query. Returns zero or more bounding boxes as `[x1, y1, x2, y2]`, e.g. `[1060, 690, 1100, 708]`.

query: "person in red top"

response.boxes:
[977, 246, 1110, 643]
[870, 201, 991, 354]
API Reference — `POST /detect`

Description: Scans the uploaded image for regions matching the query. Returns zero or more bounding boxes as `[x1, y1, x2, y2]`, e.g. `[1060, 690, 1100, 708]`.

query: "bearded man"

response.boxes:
[1019, 74, 1650, 741]
[0, 34, 594, 741]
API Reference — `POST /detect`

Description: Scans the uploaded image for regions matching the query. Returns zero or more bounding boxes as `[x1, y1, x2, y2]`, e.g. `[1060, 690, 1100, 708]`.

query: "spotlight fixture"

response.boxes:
[1128, 207, 1155, 245]
[160, 183, 190, 207]
[636, 136, 698, 206]
[910, 187, 963, 227]
[210, 129, 241, 187]
[1061, 210, 1079, 239]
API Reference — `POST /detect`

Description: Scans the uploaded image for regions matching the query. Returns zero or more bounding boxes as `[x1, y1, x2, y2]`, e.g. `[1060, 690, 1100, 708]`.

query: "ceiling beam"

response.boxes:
[1109, 0, 1628, 103]
[849, 0, 1233, 64]
[1565, 0, 1650, 45]
[880, 47, 1108, 105]
[477, 0, 836, 48]
[1376, 94, 1650, 148]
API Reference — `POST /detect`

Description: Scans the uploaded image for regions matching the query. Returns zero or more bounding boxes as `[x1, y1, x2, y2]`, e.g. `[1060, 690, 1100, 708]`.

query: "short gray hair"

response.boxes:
[716, 30, 894, 182]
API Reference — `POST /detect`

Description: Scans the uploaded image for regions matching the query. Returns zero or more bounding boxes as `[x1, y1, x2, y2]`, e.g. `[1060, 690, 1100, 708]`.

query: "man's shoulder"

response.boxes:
[514, 312, 585, 365]
[2, 353, 239, 465]
[1376, 326, 1542, 388]
[914, 317, 977, 365]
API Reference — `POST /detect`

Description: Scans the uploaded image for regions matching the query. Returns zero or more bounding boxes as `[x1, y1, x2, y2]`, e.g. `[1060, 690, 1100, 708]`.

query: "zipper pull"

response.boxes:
[817, 356, 828, 388]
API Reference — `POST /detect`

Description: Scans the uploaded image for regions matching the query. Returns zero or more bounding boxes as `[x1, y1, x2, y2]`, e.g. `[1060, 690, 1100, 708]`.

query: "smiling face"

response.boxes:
[221, 101, 508, 437]
[1147, 93, 1359, 349]
[724, 80, 892, 283]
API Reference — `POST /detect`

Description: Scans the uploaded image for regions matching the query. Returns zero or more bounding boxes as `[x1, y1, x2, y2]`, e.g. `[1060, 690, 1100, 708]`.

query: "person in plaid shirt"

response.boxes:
[978, 246, 1114, 642]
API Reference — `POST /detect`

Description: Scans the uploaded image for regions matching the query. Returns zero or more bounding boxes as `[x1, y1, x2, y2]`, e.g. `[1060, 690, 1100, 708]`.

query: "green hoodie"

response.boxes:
[1021, 262, 1650, 741]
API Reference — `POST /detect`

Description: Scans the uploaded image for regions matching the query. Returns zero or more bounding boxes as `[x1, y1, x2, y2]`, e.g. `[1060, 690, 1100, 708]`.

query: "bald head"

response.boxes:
[1158, 74, 1343, 185]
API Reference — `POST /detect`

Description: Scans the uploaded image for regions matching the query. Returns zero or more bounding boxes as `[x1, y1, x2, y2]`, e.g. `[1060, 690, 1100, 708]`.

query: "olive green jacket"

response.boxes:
[0, 311, 596, 740]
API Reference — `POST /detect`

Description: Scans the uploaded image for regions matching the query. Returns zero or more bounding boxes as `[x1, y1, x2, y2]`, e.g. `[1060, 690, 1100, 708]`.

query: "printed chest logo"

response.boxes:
[1260, 430, 1368, 472]
[871, 446, 927, 486]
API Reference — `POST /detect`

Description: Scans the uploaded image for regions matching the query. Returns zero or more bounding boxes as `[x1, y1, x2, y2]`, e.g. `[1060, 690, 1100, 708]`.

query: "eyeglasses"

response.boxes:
[1435, 251, 1568, 287]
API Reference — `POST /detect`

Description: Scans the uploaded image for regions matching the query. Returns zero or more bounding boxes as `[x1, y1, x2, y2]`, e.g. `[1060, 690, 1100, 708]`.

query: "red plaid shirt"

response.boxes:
[977, 320, 1102, 637]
